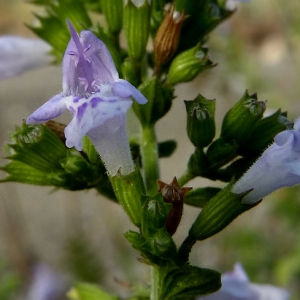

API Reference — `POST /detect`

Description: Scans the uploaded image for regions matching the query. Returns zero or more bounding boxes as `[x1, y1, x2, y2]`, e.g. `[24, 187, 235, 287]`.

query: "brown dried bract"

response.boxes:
[45, 120, 66, 143]
[158, 177, 192, 235]
[154, 4, 185, 74]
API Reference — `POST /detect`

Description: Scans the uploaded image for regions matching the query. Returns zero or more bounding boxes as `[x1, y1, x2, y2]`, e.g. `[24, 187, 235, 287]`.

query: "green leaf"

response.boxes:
[158, 140, 177, 158]
[160, 265, 221, 299]
[124, 230, 162, 266]
[144, 227, 177, 261]
[0, 160, 63, 186]
[68, 283, 118, 300]
[0, 124, 115, 198]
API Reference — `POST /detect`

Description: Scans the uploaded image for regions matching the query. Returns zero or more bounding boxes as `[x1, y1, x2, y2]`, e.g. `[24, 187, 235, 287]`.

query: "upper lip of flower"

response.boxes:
[62, 20, 121, 98]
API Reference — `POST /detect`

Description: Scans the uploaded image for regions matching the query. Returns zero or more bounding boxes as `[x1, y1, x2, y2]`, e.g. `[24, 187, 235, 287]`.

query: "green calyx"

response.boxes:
[168, 45, 215, 84]
[184, 94, 216, 148]
[110, 168, 146, 227]
[221, 90, 266, 146]
[101, 0, 123, 35]
[189, 181, 258, 241]
[124, 0, 152, 61]
[133, 76, 174, 126]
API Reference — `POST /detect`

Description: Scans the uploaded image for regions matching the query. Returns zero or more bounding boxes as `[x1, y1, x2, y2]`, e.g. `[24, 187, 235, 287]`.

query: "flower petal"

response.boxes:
[112, 79, 148, 104]
[232, 120, 300, 204]
[88, 115, 135, 175]
[62, 28, 119, 95]
[64, 93, 132, 151]
[80, 30, 119, 83]
[0, 36, 52, 80]
[26, 94, 67, 124]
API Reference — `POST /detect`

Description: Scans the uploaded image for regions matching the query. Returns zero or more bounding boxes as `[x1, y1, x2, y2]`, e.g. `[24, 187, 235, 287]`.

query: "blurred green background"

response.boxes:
[0, 0, 300, 299]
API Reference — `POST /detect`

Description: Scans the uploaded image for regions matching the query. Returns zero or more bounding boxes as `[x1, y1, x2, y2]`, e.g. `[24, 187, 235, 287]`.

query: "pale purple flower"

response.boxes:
[0, 36, 52, 80]
[26, 21, 147, 175]
[26, 264, 67, 300]
[232, 117, 300, 204]
[199, 263, 290, 300]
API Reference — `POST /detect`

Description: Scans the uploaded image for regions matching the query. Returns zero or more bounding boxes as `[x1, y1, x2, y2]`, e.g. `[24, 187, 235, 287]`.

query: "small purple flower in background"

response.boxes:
[26, 264, 67, 300]
[199, 263, 290, 300]
[0, 36, 52, 80]
[27, 21, 147, 176]
[232, 118, 300, 204]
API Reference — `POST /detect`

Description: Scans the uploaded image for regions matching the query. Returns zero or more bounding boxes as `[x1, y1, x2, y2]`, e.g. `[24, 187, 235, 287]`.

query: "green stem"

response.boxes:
[151, 266, 161, 300]
[177, 170, 195, 186]
[140, 124, 159, 195]
[177, 235, 196, 264]
[140, 125, 160, 298]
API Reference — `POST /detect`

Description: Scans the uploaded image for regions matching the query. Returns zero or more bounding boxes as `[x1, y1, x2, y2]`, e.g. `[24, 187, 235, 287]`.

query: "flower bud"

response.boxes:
[101, 0, 123, 35]
[124, 0, 151, 61]
[221, 90, 266, 146]
[168, 45, 215, 84]
[154, 4, 185, 73]
[184, 94, 216, 148]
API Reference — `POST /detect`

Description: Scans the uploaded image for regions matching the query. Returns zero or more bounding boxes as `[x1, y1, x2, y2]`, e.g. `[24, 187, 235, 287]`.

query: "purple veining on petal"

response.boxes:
[67, 50, 77, 56]
[77, 102, 88, 122]
[68, 106, 76, 115]
[26, 94, 67, 124]
[90, 97, 103, 108]
[84, 45, 91, 52]
[73, 96, 81, 103]
[108, 99, 117, 103]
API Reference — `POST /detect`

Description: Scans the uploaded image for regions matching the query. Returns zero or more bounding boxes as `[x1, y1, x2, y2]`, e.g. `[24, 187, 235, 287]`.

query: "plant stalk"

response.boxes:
[140, 124, 159, 196]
